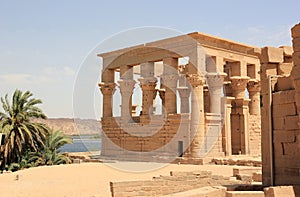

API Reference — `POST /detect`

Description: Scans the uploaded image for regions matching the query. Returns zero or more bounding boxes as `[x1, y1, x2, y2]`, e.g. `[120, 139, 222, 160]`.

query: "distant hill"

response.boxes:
[37, 118, 101, 136]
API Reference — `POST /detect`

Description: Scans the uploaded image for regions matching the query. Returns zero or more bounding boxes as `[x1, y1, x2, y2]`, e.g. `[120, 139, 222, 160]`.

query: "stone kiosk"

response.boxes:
[98, 32, 261, 162]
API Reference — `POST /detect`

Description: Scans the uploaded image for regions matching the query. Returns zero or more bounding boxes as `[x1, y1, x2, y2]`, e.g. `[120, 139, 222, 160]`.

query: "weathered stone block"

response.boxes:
[264, 186, 300, 197]
[226, 191, 264, 197]
[292, 23, 300, 38]
[272, 90, 295, 105]
[272, 117, 285, 130]
[252, 172, 262, 182]
[285, 115, 299, 130]
[261, 47, 284, 63]
[276, 76, 294, 91]
[292, 37, 300, 52]
[279, 46, 293, 57]
[277, 63, 293, 75]
[273, 130, 298, 143]
[272, 103, 297, 117]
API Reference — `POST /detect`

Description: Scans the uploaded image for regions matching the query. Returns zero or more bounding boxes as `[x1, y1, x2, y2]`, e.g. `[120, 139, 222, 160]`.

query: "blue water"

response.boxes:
[60, 136, 102, 152]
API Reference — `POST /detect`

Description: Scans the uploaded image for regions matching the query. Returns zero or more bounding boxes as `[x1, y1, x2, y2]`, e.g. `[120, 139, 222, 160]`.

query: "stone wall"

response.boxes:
[249, 115, 261, 156]
[101, 114, 190, 159]
[261, 23, 300, 186]
[110, 171, 244, 197]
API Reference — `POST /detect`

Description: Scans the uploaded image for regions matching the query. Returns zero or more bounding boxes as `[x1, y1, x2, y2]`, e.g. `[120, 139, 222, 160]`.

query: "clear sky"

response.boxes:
[0, 0, 299, 118]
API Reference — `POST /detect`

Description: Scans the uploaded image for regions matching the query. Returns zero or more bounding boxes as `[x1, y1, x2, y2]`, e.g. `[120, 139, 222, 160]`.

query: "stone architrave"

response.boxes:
[247, 80, 261, 115]
[206, 72, 227, 114]
[160, 74, 179, 114]
[118, 79, 136, 123]
[177, 86, 191, 113]
[99, 82, 116, 117]
[230, 76, 250, 99]
[186, 74, 205, 158]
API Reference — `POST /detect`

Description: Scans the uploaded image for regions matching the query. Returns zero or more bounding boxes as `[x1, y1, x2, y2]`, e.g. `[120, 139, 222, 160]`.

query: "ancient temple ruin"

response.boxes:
[260, 23, 300, 187]
[98, 32, 262, 161]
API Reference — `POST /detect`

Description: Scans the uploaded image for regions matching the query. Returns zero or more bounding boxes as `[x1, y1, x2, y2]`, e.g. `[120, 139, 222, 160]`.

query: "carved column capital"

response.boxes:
[230, 76, 250, 99]
[99, 82, 116, 95]
[206, 72, 227, 88]
[186, 74, 205, 87]
[247, 79, 261, 92]
[230, 76, 250, 90]
[118, 79, 136, 95]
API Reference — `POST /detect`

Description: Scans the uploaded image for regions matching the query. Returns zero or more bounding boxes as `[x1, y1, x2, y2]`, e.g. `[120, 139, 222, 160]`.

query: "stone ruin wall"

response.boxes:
[261, 23, 300, 186]
[101, 114, 189, 159]
[99, 32, 264, 162]
[109, 171, 244, 197]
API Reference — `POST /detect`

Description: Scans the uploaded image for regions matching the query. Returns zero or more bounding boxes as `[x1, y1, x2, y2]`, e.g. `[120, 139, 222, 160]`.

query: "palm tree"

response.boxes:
[0, 90, 49, 169]
[29, 130, 72, 166]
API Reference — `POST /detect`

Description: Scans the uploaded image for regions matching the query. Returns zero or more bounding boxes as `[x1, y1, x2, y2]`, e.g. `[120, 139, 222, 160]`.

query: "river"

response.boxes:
[60, 136, 102, 152]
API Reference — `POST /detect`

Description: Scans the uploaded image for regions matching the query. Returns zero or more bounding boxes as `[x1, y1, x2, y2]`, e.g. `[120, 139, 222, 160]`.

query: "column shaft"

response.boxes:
[99, 83, 116, 117]
[187, 74, 205, 158]
[118, 79, 135, 122]
[177, 87, 191, 113]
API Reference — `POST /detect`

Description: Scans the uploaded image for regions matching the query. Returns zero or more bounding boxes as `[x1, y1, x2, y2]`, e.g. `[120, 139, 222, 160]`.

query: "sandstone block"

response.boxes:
[275, 76, 294, 91]
[273, 130, 298, 143]
[226, 191, 264, 197]
[261, 47, 284, 63]
[272, 90, 295, 105]
[264, 186, 300, 197]
[292, 23, 300, 38]
[279, 46, 293, 57]
[292, 37, 300, 52]
[277, 63, 293, 75]
[285, 115, 299, 130]
[292, 51, 300, 64]
[272, 117, 284, 130]
[272, 103, 296, 117]
[247, 47, 262, 56]
[161, 186, 227, 197]
[252, 172, 262, 182]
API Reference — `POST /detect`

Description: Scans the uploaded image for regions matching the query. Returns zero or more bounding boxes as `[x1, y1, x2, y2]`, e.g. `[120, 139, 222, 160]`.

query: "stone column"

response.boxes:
[139, 62, 157, 116]
[177, 87, 191, 113]
[187, 74, 205, 158]
[206, 72, 227, 114]
[221, 97, 234, 156]
[99, 82, 116, 117]
[234, 99, 251, 154]
[160, 75, 178, 114]
[161, 57, 179, 114]
[247, 80, 261, 115]
[139, 78, 157, 115]
[118, 79, 136, 123]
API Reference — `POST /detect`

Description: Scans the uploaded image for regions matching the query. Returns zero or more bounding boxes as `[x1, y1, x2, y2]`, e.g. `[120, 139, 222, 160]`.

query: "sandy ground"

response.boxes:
[0, 162, 260, 197]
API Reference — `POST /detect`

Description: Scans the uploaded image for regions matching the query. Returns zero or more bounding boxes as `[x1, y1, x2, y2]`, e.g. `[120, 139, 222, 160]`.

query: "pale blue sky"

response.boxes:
[0, 0, 299, 118]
